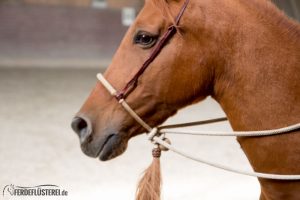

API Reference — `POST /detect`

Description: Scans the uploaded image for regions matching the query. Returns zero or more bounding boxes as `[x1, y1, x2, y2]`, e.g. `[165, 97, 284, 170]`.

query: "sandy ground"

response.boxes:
[0, 68, 260, 200]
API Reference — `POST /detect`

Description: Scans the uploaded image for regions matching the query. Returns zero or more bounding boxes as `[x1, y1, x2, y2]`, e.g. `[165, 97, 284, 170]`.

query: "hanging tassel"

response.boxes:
[136, 145, 162, 200]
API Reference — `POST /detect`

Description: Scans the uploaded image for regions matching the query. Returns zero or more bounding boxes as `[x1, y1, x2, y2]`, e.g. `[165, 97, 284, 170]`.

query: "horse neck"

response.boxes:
[212, 0, 300, 131]
[205, 5, 300, 198]
[210, 1, 300, 187]
[200, 1, 300, 197]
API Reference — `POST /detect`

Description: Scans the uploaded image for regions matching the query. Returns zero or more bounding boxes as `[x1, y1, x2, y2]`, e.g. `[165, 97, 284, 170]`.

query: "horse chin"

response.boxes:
[98, 133, 128, 161]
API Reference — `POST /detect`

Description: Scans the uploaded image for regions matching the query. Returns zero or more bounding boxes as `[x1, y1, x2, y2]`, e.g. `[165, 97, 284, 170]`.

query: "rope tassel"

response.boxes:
[136, 146, 162, 200]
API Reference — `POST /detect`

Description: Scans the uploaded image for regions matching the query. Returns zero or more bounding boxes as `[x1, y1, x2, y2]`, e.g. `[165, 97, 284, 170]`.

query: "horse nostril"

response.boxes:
[71, 116, 92, 143]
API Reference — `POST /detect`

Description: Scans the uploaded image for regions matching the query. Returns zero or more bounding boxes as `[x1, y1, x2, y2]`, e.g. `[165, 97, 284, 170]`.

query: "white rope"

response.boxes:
[119, 99, 152, 131]
[97, 74, 151, 131]
[160, 123, 300, 137]
[151, 135, 300, 180]
[97, 73, 300, 180]
[97, 74, 117, 96]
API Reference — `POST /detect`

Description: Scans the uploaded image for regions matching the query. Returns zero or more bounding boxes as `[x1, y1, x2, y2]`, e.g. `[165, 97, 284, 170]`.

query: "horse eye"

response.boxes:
[134, 32, 157, 48]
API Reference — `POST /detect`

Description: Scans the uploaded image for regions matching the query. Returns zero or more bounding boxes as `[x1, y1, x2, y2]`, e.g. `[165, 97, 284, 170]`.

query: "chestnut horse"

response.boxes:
[71, 0, 300, 199]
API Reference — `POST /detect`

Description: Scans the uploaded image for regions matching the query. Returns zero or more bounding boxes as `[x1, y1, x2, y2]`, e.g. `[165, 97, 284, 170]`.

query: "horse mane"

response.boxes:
[241, 0, 300, 39]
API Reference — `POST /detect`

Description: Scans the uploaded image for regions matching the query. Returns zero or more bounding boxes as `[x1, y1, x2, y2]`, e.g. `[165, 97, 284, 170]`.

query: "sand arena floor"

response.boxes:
[0, 68, 260, 200]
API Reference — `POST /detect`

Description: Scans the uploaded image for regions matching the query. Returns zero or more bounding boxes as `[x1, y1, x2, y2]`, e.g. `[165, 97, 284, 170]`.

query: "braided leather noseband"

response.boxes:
[96, 0, 300, 180]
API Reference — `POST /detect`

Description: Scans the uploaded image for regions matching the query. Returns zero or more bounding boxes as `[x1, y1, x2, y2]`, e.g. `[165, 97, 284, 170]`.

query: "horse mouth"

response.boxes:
[97, 133, 128, 161]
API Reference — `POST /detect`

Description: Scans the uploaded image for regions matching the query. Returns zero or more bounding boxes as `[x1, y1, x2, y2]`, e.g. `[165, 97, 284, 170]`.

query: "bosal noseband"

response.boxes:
[97, 0, 300, 180]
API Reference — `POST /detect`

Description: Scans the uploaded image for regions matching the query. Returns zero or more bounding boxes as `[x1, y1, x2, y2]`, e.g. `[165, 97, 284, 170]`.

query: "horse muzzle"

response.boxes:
[71, 116, 92, 144]
[71, 116, 128, 161]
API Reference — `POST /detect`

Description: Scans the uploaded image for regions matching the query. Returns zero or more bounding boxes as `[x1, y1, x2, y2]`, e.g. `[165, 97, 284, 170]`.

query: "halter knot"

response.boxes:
[147, 128, 158, 142]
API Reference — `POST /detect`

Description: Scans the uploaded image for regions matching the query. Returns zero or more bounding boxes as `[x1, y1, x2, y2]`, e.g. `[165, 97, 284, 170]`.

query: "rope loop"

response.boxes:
[148, 128, 158, 142]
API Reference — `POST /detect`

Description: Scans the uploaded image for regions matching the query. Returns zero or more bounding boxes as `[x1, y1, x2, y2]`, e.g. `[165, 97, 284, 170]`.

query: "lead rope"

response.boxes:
[159, 122, 300, 137]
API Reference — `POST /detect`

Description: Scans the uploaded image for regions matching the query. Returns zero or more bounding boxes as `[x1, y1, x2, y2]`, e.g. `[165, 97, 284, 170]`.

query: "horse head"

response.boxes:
[71, 0, 234, 161]
[72, 0, 233, 160]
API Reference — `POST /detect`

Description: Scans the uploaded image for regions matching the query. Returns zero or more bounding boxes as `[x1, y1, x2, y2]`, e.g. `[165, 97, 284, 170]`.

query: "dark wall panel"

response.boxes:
[0, 5, 128, 67]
